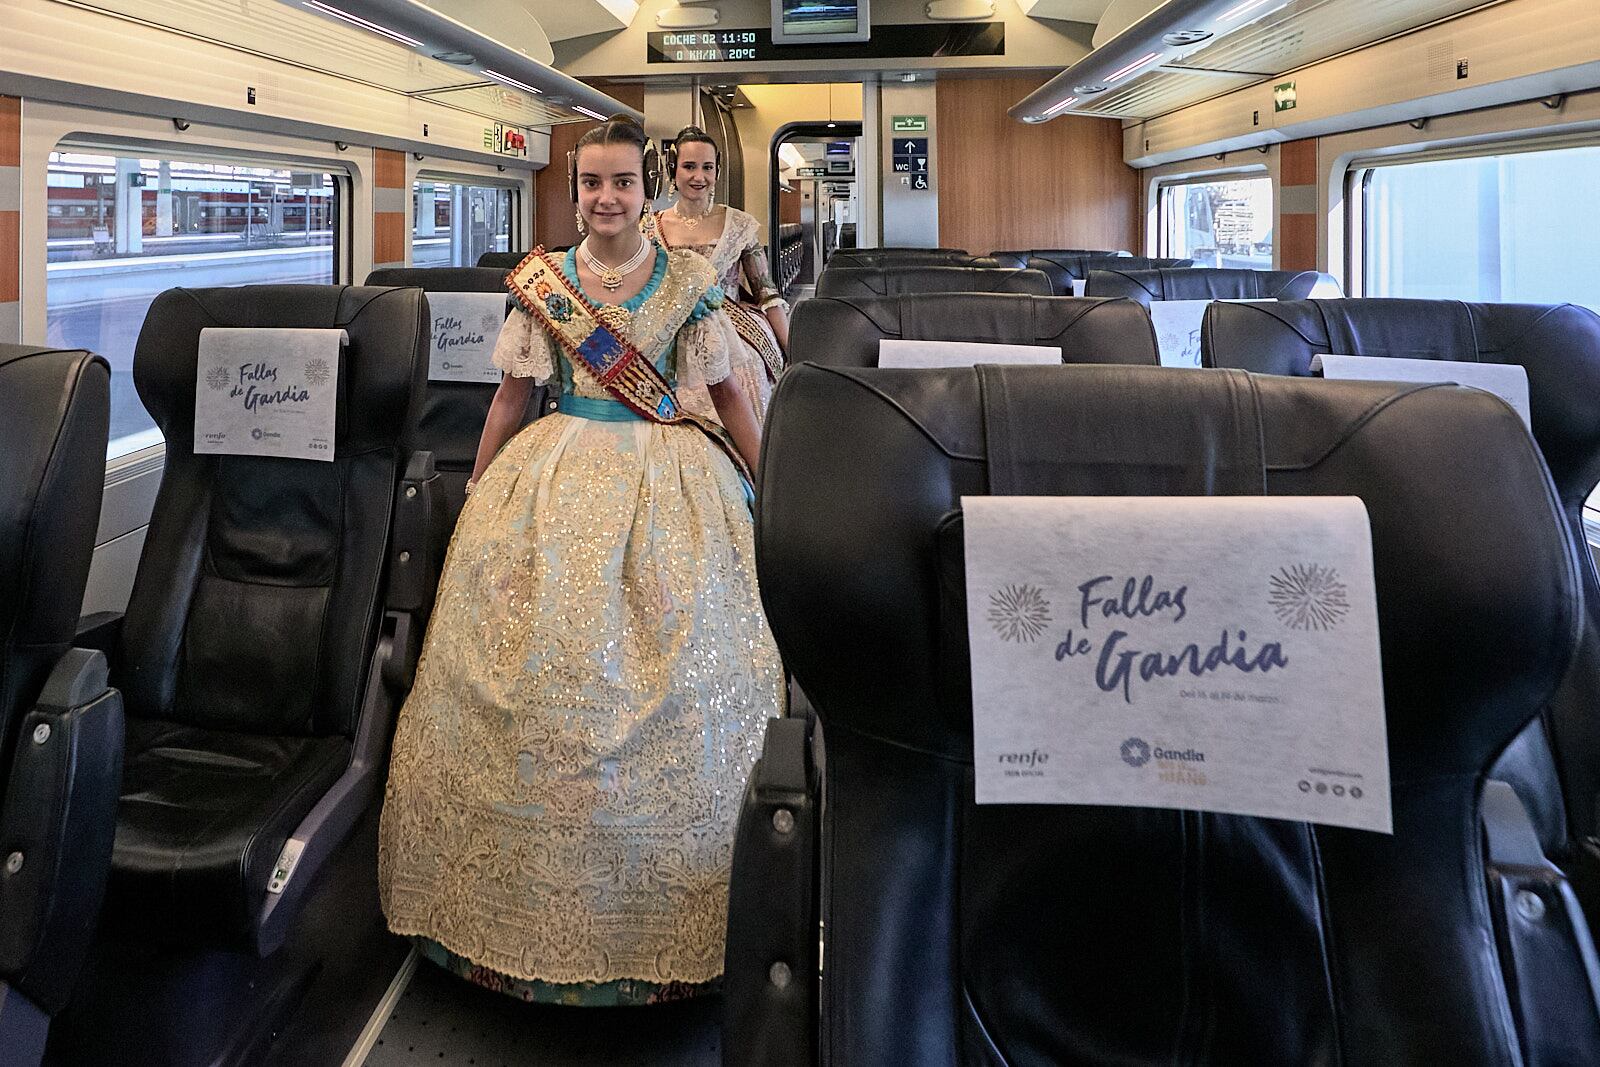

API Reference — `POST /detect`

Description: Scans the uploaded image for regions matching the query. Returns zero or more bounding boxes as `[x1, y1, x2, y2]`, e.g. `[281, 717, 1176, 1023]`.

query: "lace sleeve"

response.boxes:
[490, 306, 555, 381]
[677, 307, 734, 390]
[739, 242, 785, 309]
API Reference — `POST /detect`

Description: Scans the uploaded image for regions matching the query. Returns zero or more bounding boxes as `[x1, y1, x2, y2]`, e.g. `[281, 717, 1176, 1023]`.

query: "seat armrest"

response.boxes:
[0, 649, 125, 1014]
[254, 621, 407, 956]
[722, 714, 820, 1067]
[73, 612, 123, 655]
[387, 450, 437, 616]
[1483, 779, 1600, 1063]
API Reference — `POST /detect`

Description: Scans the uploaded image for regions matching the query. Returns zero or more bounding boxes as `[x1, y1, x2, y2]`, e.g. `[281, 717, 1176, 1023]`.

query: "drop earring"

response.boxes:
[574, 209, 587, 235]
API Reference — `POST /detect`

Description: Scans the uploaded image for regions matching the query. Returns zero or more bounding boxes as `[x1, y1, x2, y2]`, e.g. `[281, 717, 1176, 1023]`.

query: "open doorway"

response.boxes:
[770, 121, 864, 298]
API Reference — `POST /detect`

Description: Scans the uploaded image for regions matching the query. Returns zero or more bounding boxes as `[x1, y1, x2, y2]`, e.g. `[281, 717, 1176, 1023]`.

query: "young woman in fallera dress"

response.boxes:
[377, 115, 784, 1006]
[651, 125, 791, 422]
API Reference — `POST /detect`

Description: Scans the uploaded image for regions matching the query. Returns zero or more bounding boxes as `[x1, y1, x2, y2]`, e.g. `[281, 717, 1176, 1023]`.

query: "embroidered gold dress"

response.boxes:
[660, 206, 785, 423]
[378, 247, 784, 999]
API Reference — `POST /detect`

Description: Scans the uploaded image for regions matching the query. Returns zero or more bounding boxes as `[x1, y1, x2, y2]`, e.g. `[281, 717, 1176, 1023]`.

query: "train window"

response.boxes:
[1355, 144, 1600, 310]
[412, 178, 514, 267]
[1353, 143, 1600, 527]
[1158, 175, 1274, 268]
[45, 149, 340, 460]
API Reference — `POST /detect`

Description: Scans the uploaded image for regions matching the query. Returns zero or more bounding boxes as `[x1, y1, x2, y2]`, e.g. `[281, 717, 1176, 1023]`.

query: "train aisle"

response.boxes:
[354, 955, 720, 1067]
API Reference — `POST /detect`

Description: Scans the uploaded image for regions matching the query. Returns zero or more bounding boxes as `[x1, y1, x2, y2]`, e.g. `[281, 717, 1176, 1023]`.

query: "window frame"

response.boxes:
[1343, 131, 1600, 527]
[409, 169, 522, 268]
[1154, 168, 1275, 266]
[1345, 132, 1600, 298]
[46, 136, 352, 469]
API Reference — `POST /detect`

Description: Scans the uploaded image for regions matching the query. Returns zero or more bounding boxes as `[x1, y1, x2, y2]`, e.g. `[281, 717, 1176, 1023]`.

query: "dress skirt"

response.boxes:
[378, 410, 784, 990]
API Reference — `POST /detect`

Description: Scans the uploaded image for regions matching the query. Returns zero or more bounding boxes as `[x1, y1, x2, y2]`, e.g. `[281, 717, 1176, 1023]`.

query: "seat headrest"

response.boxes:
[789, 294, 1158, 367]
[1202, 298, 1600, 510]
[134, 286, 426, 459]
[815, 267, 1053, 299]
[758, 363, 1579, 781]
[991, 249, 1128, 269]
[1086, 267, 1331, 306]
[0, 346, 109, 733]
[365, 266, 510, 293]
[825, 252, 989, 271]
[475, 251, 532, 269]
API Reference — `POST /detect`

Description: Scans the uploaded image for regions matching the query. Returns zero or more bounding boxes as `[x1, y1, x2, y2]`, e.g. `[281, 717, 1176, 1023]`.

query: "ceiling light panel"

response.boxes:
[1170, 0, 1490, 75]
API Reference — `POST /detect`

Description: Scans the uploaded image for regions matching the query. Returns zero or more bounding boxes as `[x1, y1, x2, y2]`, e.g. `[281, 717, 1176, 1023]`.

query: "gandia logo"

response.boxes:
[1120, 737, 1151, 768]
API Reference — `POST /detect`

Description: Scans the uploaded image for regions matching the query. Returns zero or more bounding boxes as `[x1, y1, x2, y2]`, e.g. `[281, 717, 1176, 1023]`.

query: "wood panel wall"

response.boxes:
[535, 82, 646, 250]
[1277, 138, 1318, 271]
[779, 186, 801, 226]
[1, 95, 19, 341]
[372, 147, 407, 270]
[935, 77, 1139, 255]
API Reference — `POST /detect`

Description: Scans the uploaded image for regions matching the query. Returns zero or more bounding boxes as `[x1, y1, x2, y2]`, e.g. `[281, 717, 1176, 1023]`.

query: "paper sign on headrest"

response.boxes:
[1070, 280, 1087, 297]
[1307, 275, 1344, 298]
[963, 495, 1390, 833]
[878, 339, 1060, 369]
[194, 327, 344, 462]
[1312, 354, 1530, 430]
[428, 292, 510, 383]
[1149, 299, 1270, 368]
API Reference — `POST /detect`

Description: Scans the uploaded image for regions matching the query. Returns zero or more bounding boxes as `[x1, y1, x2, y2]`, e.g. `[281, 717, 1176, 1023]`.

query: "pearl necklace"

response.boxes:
[580, 234, 652, 292]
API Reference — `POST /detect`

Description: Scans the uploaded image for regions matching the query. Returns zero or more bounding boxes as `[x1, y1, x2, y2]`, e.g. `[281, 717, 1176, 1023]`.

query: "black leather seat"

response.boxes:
[990, 248, 1127, 269]
[0, 346, 122, 1064]
[1203, 297, 1600, 913]
[728, 362, 1600, 1064]
[365, 267, 553, 532]
[815, 266, 1052, 299]
[824, 251, 996, 271]
[475, 250, 532, 269]
[81, 285, 429, 955]
[1024, 254, 1196, 295]
[789, 293, 1158, 367]
[1085, 266, 1339, 305]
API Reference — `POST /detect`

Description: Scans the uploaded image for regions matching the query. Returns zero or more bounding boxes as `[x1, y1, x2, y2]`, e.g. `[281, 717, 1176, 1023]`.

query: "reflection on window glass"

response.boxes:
[1160, 177, 1274, 268]
[1362, 146, 1600, 311]
[46, 150, 337, 459]
[412, 181, 512, 267]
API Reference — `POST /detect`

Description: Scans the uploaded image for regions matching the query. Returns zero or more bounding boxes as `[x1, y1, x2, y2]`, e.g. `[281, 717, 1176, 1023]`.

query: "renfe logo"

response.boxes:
[998, 749, 1049, 779]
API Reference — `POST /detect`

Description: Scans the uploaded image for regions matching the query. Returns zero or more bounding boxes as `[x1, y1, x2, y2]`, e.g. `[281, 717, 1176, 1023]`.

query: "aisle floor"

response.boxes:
[360, 955, 721, 1067]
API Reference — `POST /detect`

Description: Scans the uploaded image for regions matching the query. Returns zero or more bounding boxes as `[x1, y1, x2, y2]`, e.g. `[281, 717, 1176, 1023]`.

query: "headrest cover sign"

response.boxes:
[194, 327, 346, 461]
[1150, 299, 1271, 367]
[878, 338, 1060, 368]
[1313, 354, 1531, 430]
[962, 494, 1391, 833]
[427, 292, 510, 384]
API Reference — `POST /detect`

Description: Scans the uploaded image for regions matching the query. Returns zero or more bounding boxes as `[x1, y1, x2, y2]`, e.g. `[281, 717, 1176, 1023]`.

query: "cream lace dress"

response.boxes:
[661, 205, 784, 422]
[378, 247, 784, 1002]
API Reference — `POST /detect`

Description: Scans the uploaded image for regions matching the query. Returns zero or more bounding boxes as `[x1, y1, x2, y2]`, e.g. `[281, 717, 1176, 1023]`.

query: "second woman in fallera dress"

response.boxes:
[652, 125, 791, 423]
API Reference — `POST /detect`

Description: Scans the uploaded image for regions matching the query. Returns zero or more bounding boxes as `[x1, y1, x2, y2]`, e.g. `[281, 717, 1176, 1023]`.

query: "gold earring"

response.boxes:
[574, 209, 586, 235]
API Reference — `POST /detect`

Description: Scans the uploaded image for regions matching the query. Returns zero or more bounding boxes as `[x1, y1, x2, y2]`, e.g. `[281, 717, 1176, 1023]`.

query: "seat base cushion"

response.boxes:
[109, 719, 351, 945]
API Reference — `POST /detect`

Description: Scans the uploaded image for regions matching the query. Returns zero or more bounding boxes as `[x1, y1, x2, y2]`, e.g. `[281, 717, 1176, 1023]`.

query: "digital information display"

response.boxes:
[646, 23, 1004, 64]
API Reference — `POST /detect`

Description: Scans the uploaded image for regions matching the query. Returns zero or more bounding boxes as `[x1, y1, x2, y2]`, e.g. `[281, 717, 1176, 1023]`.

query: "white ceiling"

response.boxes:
[51, 0, 595, 125]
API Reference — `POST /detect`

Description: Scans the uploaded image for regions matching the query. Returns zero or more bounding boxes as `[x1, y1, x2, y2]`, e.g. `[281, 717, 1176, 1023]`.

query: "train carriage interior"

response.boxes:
[3, 0, 1600, 1062]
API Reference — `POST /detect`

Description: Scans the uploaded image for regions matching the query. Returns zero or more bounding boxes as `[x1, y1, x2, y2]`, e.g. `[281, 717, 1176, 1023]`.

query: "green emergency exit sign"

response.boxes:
[892, 115, 927, 133]
[1273, 81, 1297, 113]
